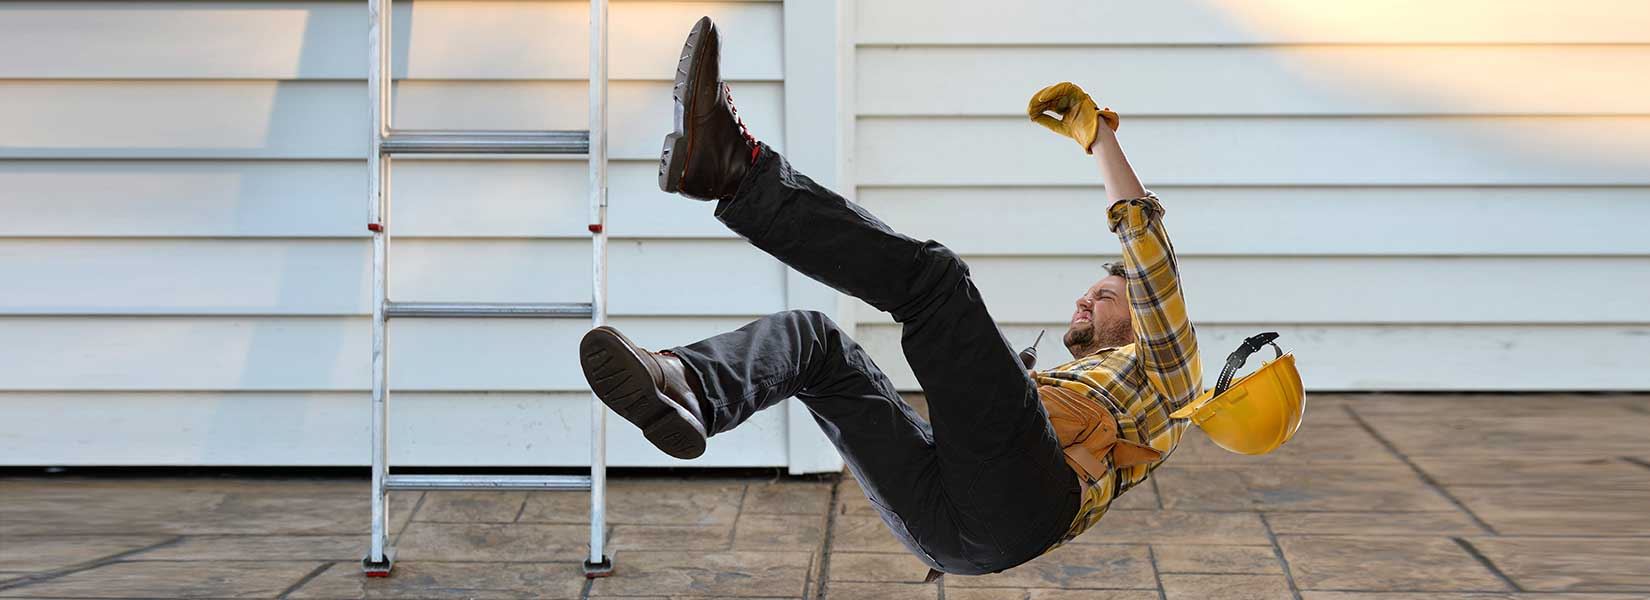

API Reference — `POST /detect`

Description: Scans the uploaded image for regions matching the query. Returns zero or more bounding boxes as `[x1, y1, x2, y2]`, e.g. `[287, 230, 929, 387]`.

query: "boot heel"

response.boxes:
[659, 132, 690, 193]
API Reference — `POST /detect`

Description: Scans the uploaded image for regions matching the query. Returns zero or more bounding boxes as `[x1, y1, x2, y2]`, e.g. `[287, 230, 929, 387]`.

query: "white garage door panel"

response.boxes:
[0, 391, 789, 467]
[0, 316, 761, 391]
[0, 239, 783, 315]
[0, 160, 736, 239]
[859, 46, 1650, 116]
[0, 80, 785, 159]
[857, 117, 1650, 186]
[857, 323, 1650, 391]
[857, 186, 1650, 257]
[850, 256, 1650, 325]
[857, 0, 1650, 45]
[0, 1, 782, 80]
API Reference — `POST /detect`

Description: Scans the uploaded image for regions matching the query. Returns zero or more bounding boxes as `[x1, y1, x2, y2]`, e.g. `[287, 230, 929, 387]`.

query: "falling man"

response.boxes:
[578, 17, 1305, 579]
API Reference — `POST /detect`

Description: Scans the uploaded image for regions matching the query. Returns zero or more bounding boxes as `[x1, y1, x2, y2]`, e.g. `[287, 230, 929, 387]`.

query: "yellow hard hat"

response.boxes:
[1170, 332, 1305, 455]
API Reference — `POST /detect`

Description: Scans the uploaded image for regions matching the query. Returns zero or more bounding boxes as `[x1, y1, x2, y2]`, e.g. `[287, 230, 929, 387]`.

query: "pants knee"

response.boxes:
[889, 241, 971, 322]
[786, 309, 839, 333]
[918, 241, 969, 277]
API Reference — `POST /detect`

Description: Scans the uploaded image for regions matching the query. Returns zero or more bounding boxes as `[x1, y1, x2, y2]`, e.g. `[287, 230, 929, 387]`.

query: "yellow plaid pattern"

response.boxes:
[1033, 191, 1203, 551]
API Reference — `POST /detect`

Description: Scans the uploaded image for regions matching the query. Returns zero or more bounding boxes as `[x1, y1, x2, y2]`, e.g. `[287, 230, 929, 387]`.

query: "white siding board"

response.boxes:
[0, 160, 736, 239]
[391, 238, 783, 312]
[0, 392, 788, 467]
[859, 46, 1650, 116]
[0, 239, 783, 316]
[857, 186, 1650, 256]
[856, 0, 1650, 45]
[0, 161, 360, 237]
[389, 161, 737, 238]
[0, 80, 785, 159]
[856, 117, 1650, 186]
[0, 316, 761, 391]
[0, 1, 782, 80]
[858, 324, 1650, 391]
[851, 256, 1650, 325]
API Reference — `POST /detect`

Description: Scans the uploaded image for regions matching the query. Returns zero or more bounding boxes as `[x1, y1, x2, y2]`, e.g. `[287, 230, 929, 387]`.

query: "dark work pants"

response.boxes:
[666, 145, 1081, 575]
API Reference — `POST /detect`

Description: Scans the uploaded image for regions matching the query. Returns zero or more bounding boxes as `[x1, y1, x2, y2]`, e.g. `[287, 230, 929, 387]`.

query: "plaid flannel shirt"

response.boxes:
[1032, 191, 1203, 550]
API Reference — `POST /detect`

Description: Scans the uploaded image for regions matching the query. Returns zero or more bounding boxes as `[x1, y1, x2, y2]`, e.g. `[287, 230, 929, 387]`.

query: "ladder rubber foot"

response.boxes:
[362, 548, 396, 577]
[583, 557, 614, 578]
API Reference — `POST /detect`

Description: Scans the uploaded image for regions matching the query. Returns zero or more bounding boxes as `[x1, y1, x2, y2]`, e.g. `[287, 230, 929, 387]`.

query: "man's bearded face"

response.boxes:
[1063, 275, 1135, 358]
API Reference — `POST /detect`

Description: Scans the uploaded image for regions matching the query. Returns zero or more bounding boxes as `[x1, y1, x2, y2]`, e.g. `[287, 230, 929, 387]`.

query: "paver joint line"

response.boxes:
[1258, 513, 1304, 600]
[579, 567, 595, 600]
[815, 476, 843, 600]
[512, 491, 531, 524]
[0, 535, 186, 593]
[277, 561, 335, 599]
[1452, 536, 1523, 593]
[1146, 544, 1167, 600]
[1341, 405, 1500, 535]
[394, 491, 430, 546]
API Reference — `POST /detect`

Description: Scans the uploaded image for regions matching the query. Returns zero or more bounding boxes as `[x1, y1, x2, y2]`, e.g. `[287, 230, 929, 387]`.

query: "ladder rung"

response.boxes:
[385, 302, 594, 318]
[386, 474, 592, 491]
[382, 130, 590, 155]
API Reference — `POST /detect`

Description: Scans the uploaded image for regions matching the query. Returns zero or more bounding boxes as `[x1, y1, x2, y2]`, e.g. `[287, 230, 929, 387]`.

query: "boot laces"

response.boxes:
[724, 83, 758, 150]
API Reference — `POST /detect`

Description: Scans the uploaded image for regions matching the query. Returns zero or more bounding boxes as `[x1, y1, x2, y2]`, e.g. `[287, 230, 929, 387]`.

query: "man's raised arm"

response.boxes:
[1091, 125, 1204, 407]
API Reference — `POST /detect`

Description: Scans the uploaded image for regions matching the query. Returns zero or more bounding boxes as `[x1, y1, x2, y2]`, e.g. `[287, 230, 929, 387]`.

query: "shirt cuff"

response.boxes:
[1105, 190, 1165, 234]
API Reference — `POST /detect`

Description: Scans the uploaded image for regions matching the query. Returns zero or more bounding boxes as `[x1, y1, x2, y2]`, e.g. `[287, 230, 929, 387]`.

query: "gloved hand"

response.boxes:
[1027, 82, 1119, 154]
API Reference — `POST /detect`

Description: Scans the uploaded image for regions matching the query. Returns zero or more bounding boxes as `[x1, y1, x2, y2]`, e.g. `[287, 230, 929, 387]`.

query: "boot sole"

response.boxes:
[659, 16, 716, 196]
[579, 326, 708, 460]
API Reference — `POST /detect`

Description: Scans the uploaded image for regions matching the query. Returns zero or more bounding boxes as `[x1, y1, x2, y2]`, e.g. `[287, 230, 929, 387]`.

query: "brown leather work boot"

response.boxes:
[659, 16, 759, 201]
[579, 326, 711, 459]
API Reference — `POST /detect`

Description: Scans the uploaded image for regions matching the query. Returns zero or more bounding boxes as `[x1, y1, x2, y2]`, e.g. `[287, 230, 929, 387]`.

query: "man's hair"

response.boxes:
[1101, 261, 1126, 279]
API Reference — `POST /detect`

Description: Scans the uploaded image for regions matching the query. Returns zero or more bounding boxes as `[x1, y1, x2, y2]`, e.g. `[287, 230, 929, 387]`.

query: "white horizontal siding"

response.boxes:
[856, 0, 1650, 45]
[857, 186, 1650, 256]
[0, 160, 733, 238]
[0, 316, 757, 391]
[0, 80, 785, 159]
[858, 324, 1650, 392]
[859, 46, 1650, 116]
[851, 0, 1650, 391]
[1, 239, 785, 315]
[852, 256, 1650, 325]
[0, 0, 783, 80]
[857, 116, 1650, 186]
[0, 0, 815, 468]
[0, 392, 788, 467]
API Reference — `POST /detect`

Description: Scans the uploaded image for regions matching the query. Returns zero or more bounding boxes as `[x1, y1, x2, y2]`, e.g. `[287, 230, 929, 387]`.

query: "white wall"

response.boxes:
[847, 0, 1650, 391]
[0, 0, 846, 470]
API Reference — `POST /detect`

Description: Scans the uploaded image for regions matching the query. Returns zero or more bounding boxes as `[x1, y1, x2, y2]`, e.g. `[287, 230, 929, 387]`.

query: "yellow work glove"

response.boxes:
[1027, 82, 1119, 154]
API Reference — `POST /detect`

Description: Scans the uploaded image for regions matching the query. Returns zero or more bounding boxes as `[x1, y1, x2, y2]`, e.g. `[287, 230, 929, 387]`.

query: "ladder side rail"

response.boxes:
[365, 0, 393, 571]
[586, 0, 613, 574]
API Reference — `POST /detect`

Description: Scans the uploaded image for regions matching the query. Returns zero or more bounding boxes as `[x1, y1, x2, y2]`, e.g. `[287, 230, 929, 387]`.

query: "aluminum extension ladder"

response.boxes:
[360, 0, 613, 578]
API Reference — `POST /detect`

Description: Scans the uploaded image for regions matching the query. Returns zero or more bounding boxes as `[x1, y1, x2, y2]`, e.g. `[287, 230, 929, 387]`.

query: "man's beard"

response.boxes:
[1063, 317, 1133, 358]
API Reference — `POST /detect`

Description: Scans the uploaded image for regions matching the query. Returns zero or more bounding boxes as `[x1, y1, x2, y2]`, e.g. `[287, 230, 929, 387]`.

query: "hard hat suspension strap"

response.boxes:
[1212, 332, 1284, 397]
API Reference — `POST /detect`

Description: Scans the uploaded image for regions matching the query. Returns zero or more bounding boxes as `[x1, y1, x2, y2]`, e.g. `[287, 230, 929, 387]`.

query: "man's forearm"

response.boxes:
[1089, 127, 1147, 202]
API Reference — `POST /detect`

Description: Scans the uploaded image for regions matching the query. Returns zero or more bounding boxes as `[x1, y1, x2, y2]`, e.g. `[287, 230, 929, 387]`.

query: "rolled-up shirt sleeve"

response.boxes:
[1107, 191, 1203, 407]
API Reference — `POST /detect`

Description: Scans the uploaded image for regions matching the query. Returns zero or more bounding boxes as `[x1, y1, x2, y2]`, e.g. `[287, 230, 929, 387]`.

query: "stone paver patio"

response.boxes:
[2, 394, 1647, 599]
